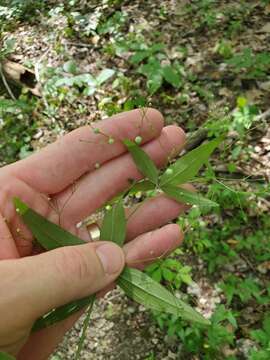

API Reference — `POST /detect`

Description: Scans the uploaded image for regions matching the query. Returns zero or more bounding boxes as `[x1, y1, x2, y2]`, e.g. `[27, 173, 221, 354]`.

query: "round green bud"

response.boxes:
[135, 136, 142, 145]
[105, 205, 112, 211]
[165, 168, 174, 175]
[108, 137, 115, 145]
[93, 128, 100, 134]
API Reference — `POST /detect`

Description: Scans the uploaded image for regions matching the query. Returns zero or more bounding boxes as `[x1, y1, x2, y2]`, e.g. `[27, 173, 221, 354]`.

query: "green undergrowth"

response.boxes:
[0, 0, 270, 359]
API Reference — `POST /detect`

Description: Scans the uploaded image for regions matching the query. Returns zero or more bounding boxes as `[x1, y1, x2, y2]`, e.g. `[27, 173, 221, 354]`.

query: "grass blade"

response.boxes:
[13, 197, 84, 250]
[162, 185, 219, 208]
[160, 138, 221, 186]
[117, 267, 210, 326]
[74, 295, 96, 360]
[100, 199, 126, 246]
[32, 295, 95, 332]
[123, 139, 159, 185]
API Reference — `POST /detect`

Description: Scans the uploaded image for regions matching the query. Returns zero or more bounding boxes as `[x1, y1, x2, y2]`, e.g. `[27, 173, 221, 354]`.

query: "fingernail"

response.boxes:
[96, 243, 124, 274]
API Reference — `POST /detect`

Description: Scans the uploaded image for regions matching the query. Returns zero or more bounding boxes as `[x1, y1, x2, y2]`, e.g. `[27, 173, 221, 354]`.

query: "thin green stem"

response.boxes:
[75, 295, 96, 360]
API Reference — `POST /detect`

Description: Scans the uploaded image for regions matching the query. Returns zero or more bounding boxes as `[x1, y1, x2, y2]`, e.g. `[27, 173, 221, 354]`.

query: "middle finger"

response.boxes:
[49, 125, 186, 229]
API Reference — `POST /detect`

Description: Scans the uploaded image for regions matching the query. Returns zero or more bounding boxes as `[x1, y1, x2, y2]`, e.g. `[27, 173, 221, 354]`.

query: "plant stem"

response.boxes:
[75, 295, 96, 360]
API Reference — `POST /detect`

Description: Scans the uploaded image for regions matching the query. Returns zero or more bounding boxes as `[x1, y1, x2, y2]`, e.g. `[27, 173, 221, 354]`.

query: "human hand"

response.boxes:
[0, 108, 188, 359]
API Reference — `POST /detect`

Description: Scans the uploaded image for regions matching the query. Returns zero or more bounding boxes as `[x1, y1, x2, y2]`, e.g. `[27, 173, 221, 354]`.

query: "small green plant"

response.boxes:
[249, 313, 270, 360]
[53, 67, 115, 96]
[226, 49, 270, 79]
[147, 254, 193, 289]
[0, 96, 37, 164]
[128, 43, 182, 94]
[0, 0, 45, 30]
[14, 117, 221, 357]
[40, 62, 115, 116]
[232, 96, 259, 137]
[215, 40, 233, 59]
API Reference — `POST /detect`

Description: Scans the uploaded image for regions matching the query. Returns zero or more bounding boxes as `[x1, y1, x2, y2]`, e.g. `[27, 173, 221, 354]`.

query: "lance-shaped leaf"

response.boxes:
[162, 185, 219, 208]
[13, 198, 93, 331]
[117, 267, 210, 326]
[13, 198, 84, 250]
[160, 138, 221, 186]
[123, 139, 159, 185]
[0, 353, 16, 360]
[100, 199, 126, 246]
[32, 295, 95, 332]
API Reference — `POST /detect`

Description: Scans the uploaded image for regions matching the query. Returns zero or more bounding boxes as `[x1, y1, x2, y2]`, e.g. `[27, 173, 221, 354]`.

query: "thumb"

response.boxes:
[1, 241, 124, 324]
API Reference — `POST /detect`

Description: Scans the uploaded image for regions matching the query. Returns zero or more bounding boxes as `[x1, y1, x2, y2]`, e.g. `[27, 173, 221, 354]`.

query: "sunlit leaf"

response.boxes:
[147, 73, 163, 94]
[160, 138, 221, 186]
[100, 199, 126, 246]
[13, 198, 84, 250]
[162, 65, 181, 88]
[63, 60, 78, 74]
[117, 267, 210, 326]
[96, 68, 115, 85]
[123, 139, 159, 184]
[162, 185, 219, 208]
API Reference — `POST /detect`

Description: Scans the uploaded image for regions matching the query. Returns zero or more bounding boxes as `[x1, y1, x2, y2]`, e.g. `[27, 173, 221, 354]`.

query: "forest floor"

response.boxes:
[1, 1, 270, 359]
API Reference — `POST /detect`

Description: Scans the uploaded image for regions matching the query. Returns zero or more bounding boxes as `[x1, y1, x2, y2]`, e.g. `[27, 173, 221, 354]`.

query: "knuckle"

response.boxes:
[57, 246, 93, 283]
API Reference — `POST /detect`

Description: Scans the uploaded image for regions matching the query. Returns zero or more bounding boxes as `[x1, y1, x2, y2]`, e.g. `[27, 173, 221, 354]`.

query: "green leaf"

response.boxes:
[32, 295, 95, 332]
[161, 185, 219, 208]
[149, 43, 165, 54]
[152, 268, 162, 282]
[160, 138, 221, 186]
[123, 139, 159, 185]
[117, 267, 210, 326]
[63, 60, 78, 74]
[0, 352, 16, 360]
[162, 268, 174, 282]
[128, 180, 156, 195]
[96, 68, 115, 85]
[13, 198, 84, 250]
[83, 86, 96, 96]
[129, 51, 149, 64]
[74, 295, 96, 360]
[147, 73, 163, 94]
[139, 59, 163, 94]
[162, 65, 181, 88]
[55, 74, 96, 88]
[14, 198, 95, 331]
[100, 199, 126, 246]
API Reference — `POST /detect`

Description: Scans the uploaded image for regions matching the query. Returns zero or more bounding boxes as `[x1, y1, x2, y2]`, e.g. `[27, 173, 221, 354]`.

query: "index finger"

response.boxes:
[9, 108, 164, 194]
